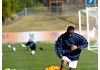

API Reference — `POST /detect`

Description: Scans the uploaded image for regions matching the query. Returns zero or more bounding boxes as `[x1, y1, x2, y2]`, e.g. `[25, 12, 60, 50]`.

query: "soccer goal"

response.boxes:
[78, 7, 98, 50]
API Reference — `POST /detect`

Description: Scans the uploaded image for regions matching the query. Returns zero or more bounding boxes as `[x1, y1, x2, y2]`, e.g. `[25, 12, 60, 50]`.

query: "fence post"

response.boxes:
[25, 7, 27, 16]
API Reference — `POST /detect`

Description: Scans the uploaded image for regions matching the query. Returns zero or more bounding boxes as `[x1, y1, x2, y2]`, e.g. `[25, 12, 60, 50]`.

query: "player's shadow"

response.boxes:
[39, 47, 44, 50]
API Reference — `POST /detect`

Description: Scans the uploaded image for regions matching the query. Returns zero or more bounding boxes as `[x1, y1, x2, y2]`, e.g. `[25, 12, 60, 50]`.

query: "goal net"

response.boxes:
[78, 7, 98, 51]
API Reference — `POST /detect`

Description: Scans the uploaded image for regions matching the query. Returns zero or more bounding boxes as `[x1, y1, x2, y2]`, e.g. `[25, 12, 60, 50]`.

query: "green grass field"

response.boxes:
[2, 43, 98, 70]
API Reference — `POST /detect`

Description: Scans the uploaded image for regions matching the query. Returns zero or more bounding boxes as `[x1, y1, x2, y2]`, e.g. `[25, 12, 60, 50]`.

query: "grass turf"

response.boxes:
[2, 43, 98, 70]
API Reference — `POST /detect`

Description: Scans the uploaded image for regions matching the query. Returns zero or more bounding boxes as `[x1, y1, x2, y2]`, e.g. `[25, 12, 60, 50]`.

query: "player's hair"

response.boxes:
[67, 26, 74, 31]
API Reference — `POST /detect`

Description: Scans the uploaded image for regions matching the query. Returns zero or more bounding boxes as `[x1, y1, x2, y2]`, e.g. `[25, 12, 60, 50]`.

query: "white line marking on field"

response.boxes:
[77, 66, 98, 67]
[88, 49, 98, 53]
[17, 66, 98, 70]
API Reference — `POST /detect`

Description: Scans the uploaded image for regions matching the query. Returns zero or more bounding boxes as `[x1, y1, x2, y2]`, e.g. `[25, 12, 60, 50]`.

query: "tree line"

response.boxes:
[2, 0, 44, 24]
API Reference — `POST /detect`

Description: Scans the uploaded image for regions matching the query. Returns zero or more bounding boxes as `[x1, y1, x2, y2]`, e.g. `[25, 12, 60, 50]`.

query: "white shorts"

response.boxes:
[62, 56, 78, 68]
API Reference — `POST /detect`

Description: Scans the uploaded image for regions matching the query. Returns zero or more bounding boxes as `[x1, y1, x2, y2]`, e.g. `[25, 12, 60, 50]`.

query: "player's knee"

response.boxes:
[69, 68, 75, 70]
[61, 63, 66, 67]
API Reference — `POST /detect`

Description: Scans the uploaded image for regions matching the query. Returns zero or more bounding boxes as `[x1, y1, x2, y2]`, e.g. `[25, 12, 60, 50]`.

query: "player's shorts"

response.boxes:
[62, 56, 78, 68]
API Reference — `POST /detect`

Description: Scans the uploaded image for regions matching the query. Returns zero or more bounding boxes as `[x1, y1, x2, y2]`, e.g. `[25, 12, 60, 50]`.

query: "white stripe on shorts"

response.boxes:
[62, 56, 78, 68]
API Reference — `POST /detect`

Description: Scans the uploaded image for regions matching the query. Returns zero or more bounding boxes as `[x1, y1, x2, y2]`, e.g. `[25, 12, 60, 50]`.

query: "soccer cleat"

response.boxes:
[21, 44, 26, 47]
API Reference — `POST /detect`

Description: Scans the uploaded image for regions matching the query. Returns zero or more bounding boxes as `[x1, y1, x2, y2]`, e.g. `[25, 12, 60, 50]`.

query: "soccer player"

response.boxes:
[25, 38, 36, 50]
[55, 26, 88, 70]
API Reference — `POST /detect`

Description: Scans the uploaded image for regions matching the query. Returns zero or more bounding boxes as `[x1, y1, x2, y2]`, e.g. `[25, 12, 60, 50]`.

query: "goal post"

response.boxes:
[78, 7, 98, 50]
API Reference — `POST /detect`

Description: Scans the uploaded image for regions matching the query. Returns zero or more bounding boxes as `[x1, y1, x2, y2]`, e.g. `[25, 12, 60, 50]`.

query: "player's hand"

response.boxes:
[71, 45, 77, 51]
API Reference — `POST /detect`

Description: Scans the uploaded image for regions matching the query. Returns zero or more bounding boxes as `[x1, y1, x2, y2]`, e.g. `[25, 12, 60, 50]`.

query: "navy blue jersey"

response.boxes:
[26, 41, 36, 50]
[55, 32, 88, 60]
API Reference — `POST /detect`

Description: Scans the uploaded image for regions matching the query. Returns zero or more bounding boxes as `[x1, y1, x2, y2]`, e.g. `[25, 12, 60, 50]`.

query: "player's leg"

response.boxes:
[30, 45, 36, 50]
[26, 45, 31, 50]
[69, 68, 75, 70]
[68, 61, 78, 70]
[26, 46, 31, 50]
[60, 56, 70, 70]
[60, 60, 68, 70]
[27, 48, 31, 50]
[33, 44, 36, 50]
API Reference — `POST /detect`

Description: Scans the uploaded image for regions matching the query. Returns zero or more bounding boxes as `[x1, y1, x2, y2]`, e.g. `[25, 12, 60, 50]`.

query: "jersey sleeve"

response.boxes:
[77, 35, 88, 49]
[54, 37, 63, 57]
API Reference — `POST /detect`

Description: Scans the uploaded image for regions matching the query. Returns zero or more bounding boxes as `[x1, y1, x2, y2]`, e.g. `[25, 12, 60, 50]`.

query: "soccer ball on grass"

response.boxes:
[31, 51, 35, 55]
[7, 45, 11, 48]
[12, 47, 16, 51]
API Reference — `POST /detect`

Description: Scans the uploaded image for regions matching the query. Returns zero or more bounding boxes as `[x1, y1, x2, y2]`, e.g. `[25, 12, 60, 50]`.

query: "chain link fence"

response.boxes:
[17, 6, 80, 16]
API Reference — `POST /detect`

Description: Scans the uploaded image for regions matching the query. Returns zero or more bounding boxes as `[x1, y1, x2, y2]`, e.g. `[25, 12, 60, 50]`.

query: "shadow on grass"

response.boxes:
[39, 47, 44, 50]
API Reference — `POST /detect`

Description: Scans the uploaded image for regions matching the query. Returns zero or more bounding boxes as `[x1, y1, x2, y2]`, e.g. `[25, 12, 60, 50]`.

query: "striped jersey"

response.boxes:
[55, 32, 88, 60]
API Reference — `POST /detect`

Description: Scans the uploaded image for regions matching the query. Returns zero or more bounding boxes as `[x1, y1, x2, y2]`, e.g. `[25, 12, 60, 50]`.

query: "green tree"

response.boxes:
[2, 0, 25, 23]
[2, 0, 11, 22]
[34, 1, 44, 12]
[17, 0, 25, 11]
[2, 0, 44, 23]
[25, 0, 34, 8]
[10, 0, 25, 13]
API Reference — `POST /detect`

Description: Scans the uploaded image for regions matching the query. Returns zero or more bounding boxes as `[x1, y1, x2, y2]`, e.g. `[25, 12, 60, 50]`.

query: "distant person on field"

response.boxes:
[25, 38, 36, 51]
[54, 26, 88, 70]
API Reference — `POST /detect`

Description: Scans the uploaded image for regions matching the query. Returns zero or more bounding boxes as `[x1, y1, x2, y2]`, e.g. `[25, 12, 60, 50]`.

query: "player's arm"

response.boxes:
[25, 42, 34, 48]
[55, 38, 63, 58]
[28, 42, 34, 48]
[77, 35, 88, 50]
[55, 38, 72, 58]
[25, 42, 29, 46]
